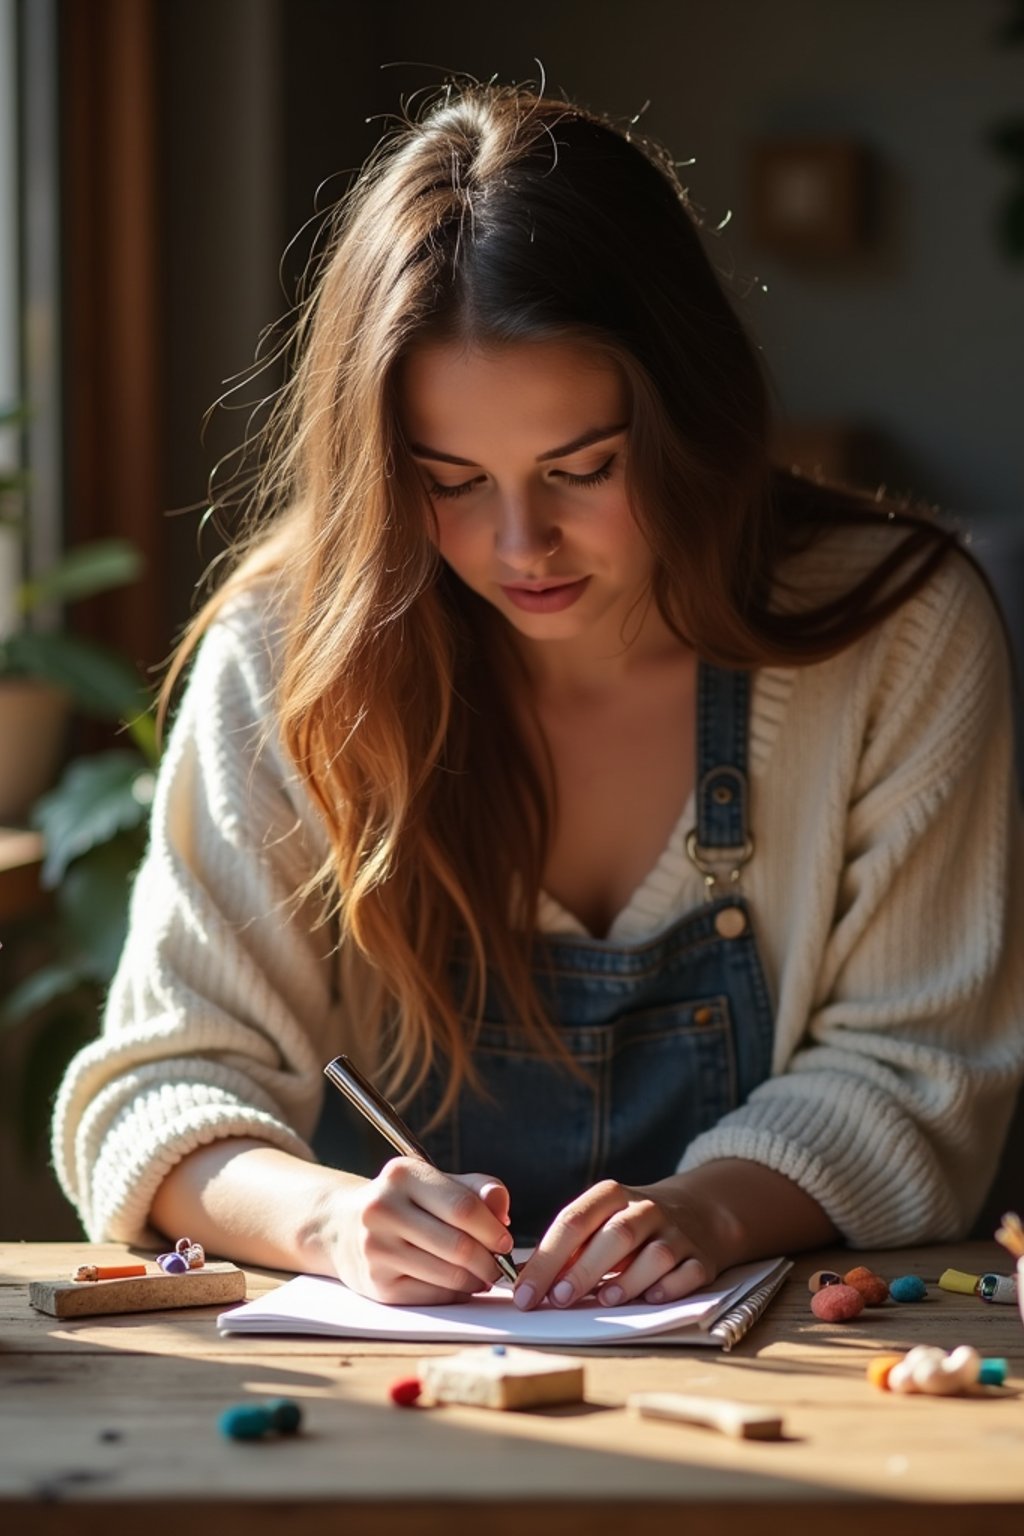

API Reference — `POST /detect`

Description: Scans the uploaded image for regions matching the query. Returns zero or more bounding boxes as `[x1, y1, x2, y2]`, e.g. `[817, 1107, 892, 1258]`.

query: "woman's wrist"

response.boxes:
[150, 1137, 367, 1276]
[652, 1158, 838, 1270]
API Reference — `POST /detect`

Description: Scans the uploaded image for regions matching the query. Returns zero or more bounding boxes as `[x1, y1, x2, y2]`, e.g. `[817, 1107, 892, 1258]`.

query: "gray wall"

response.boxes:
[159, 0, 1024, 624]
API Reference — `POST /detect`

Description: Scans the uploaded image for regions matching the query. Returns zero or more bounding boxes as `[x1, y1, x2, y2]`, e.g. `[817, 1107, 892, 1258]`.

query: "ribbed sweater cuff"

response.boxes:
[65, 1084, 315, 1246]
[677, 1078, 962, 1247]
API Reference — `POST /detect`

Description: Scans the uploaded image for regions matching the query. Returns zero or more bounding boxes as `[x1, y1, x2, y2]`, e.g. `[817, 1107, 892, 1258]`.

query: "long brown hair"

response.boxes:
[165, 85, 963, 1112]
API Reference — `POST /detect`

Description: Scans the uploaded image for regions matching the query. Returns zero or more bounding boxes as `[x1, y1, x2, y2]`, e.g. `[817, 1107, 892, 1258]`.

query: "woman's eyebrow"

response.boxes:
[408, 422, 629, 467]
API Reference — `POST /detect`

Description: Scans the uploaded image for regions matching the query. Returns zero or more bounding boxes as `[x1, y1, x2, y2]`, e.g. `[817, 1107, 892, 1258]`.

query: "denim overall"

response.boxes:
[386, 662, 778, 1244]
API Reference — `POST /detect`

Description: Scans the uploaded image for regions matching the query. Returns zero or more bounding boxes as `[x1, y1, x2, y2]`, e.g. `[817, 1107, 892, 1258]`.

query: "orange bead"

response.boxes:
[866, 1354, 904, 1390]
[843, 1266, 890, 1306]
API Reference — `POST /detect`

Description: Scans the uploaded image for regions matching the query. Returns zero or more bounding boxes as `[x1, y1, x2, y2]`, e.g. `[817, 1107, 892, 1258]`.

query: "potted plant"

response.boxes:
[0, 401, 159, 1156]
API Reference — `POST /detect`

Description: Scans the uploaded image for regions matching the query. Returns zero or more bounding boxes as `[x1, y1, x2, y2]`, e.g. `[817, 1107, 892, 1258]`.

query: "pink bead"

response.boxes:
[810, 1283, 865, 1321]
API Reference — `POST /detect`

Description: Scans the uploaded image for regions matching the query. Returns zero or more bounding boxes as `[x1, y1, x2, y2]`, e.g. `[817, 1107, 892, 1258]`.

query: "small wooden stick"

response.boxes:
[629, 1392, 785, 1441]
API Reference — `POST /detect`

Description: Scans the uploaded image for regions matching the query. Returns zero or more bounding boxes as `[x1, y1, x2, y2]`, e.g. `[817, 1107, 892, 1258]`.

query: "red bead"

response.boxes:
[389, 1376, 422, 1407]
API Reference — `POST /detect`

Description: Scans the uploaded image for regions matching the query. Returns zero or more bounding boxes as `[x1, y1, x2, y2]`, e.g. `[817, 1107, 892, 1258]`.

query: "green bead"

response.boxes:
[218, 1403, 274, 1440]
[265, 1397, 303, 1434]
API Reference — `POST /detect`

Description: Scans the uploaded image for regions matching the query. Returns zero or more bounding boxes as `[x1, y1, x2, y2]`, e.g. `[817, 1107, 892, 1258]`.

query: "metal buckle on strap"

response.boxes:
[685, 829, 754, 899]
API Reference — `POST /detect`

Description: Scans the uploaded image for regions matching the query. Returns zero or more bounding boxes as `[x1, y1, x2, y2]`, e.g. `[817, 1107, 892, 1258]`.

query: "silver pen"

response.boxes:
[323, 1054, 519, 1285]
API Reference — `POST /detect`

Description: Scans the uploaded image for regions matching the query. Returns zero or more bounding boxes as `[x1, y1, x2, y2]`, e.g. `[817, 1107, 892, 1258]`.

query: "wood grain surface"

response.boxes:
[1, 1241, 1022, 1536]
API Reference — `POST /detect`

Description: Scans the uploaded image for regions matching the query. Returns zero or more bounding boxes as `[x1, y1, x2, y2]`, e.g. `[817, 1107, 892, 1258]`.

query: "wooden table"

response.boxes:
[1, 1241, 1022, 1534]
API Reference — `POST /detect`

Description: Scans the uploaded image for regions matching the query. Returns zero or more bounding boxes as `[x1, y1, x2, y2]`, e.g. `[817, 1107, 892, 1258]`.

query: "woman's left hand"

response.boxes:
[512, 1175, 728, 1311]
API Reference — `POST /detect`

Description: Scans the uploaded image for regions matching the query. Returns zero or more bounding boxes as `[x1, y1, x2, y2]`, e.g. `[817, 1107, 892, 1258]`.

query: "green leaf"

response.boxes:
[34, 751, 153, 885]
[17, 539, 143, 613]
[0, 629, 152, 723]
[56, 834, 146, 981]
[0, 961, 88, 1028]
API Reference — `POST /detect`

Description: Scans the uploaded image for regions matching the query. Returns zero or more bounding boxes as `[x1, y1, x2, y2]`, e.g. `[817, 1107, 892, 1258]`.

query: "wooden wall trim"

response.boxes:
[61, 0, 164, 676]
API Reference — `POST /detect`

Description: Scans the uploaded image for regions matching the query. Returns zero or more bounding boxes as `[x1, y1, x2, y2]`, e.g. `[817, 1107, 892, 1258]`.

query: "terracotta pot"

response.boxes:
[0, 678, 70, 824]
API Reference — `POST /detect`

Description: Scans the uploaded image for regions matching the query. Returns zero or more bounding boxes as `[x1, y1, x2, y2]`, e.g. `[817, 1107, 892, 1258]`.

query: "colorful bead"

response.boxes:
[491, 1345, 507, 1356]
[866, 1354, 904, 1389]
[185, 1242, 205, 1270]
[265, 1397, 303, 1434]
[868, 1345, 1007, 1396]
[174, 1237, 193, 1256]
[810, 1283, 865, 1321]
[389, 1376, 423, 1406]
[156, 1252, 189, 1274]
[843, 1266, 889, 1306]
[807, 1270, 843, 1293]
[889, 1275, 927, 1303]
[218, 1403, 275, 1440]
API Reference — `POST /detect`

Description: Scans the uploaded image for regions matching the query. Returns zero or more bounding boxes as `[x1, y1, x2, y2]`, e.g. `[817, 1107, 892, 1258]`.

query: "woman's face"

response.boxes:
[399, 339, 659, 658]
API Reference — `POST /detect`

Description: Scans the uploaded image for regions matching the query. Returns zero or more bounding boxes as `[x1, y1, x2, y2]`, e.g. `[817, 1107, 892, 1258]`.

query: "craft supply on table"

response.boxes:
[807, 1270, 843, 1293]
[389, 1377, 424, 1407]
[418, 1347, 585, 1410]
[629, 1392, 785, 1441]
[939, 1267, 1018, 1303]
[867, 1345, 1009, 1395]
[30, 1261, 245, 1318]
[842, 1266, 890, 1305]
[219, 1397, 304, 1441]
[73, 1263, 147, 1282]
[810, 1283, 865, 1321]
[889, 1275, 928, 1302]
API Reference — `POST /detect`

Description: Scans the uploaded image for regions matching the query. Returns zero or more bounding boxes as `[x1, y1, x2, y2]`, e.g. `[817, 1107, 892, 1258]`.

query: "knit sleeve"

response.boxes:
[51, 596, 340, 1244]
[680, 554, 1024, 1245]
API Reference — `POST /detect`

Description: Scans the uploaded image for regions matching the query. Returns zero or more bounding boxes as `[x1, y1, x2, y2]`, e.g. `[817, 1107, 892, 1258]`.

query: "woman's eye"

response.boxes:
[429, 478, 480, 500]
[558, 455, 616, 488]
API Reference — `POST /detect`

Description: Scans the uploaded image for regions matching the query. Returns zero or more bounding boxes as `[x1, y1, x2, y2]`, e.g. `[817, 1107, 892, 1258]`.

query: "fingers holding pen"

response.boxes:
[354, 1158, 513, 1293]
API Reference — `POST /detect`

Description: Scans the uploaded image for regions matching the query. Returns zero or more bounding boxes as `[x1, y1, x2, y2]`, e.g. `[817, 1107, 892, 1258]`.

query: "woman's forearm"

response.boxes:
[149, 1138, 366, 1275]
[660, 1158, 839, 1269]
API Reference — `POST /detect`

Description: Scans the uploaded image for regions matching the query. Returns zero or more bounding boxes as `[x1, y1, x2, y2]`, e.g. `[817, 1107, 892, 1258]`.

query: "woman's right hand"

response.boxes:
[325, 1158, 515, 1305]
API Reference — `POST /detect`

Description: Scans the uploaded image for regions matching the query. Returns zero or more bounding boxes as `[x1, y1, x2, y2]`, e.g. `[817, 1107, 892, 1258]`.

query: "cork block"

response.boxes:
[29, 1262, 246, 1318]
[419, 1347, 585, 1410]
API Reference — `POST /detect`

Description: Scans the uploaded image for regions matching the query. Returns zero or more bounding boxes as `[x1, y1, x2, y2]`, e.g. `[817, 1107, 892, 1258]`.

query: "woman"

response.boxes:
[53, 85, 1024, 1311]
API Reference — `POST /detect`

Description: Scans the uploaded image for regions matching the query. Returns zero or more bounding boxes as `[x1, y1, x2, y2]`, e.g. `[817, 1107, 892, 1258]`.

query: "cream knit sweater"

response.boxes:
[52, 534, 1024, 1250]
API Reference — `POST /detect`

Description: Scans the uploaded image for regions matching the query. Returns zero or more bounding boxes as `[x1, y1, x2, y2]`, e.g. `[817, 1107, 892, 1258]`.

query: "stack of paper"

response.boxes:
[217, 1256, 790, 1350]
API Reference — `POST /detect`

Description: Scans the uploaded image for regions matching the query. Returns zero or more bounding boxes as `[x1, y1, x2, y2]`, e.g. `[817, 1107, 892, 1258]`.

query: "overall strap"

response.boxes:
[687, 662, 754, 890]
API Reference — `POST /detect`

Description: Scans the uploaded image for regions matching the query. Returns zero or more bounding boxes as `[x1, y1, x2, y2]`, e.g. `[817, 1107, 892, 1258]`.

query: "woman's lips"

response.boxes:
[500, 577, 590, 613]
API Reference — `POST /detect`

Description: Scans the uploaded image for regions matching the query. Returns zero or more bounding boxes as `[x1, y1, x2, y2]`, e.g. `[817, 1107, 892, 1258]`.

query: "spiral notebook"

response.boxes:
[218, 1254, 791, 1351]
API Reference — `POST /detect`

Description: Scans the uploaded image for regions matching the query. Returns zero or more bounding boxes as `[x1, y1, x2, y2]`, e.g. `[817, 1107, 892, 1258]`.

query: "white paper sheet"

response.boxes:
[217, 1256, 785, 1347]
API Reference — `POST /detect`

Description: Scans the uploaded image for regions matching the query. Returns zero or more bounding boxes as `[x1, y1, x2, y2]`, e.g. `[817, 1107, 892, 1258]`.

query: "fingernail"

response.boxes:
[551, 1280, 574, 1307]
[646, 1285, 665, 1304]
[498, 1232, 514, 1252]
[599, 1284, 623, 1306]
[513, 1283, 535, 1311]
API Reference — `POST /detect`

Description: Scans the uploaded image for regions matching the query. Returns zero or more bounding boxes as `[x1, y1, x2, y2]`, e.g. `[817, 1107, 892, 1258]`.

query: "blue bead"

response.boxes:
[889, 1275, 927, 1303]
[265, 1397, 303, 1434]
[491, 1344, 507, 1356]
[218, 1404, 274, 1440]
[158, 1252, 189, 1274]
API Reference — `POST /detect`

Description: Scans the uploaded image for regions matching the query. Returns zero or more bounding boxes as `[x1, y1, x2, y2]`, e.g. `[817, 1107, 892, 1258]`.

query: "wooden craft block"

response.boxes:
[28, 1262, 246, 1319]
[629, 1391, 785, 1441]
[419, 1348, 585, 1411]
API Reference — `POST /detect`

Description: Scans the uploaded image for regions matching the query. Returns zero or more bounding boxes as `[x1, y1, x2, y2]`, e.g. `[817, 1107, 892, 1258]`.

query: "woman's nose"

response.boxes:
[494, 495, 557, 571]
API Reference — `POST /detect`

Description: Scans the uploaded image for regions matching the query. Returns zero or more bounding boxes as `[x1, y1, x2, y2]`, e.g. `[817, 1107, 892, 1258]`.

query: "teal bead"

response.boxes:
[978, 1358, 1008, 1386]
[218, 1403, 274, 1440]
[266, 1397, 303, 1434]
[889, 1275, 927, 1303]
